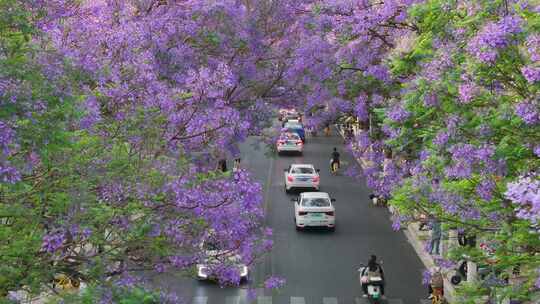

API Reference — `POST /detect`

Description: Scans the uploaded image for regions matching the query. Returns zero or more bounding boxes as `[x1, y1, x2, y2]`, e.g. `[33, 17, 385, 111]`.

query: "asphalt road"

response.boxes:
[151, 128, 427, 304]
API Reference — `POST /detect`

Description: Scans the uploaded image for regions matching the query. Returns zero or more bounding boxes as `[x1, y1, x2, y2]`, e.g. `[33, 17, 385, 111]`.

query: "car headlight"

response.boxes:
[197, 265, 208, 278]
[240, 265, 248, 277]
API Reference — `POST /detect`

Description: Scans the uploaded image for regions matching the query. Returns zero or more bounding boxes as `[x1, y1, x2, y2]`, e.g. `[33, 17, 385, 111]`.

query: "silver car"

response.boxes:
[284, 164, 320, 193]
[196, 240, 248, 282]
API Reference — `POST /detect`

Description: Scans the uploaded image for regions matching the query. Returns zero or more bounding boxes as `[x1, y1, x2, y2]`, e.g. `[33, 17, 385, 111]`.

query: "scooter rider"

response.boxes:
[361, 255, 386, 298]
[331, 147, 340, 169]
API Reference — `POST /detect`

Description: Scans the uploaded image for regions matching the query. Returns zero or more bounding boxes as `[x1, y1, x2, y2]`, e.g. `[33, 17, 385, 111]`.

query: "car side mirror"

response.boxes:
[291, 198, 297, 202]
[284, 169, 288, 172]
[331, 198, 336, 202]
[316, 169, 320, 172]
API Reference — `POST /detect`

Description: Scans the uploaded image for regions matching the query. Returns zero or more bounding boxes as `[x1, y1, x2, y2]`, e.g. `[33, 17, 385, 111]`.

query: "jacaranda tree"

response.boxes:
[283, 0, 539, 302]
[1, 0, 297, 302]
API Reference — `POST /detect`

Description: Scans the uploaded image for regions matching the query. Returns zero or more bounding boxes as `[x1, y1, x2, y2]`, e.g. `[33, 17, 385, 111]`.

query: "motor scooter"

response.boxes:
[358, 263, 384, 303]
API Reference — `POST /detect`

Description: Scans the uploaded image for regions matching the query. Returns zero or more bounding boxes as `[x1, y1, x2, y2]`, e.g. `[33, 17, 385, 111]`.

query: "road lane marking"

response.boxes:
[290, 296, 306, 304]
[225, 296, 247, 304]
[323, 297, 338, 304]
[257, 296, 272, 304]
[263, 152, 275, 216]
[192, 296, 207, 304]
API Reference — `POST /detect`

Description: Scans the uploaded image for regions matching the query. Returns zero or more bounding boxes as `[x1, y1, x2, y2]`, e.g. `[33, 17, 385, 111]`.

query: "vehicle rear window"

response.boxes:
[292, 167, 314, 174]
[280, 134, 299, 141]
[285, 123, 302, 129]
[302, 197, 330, 207]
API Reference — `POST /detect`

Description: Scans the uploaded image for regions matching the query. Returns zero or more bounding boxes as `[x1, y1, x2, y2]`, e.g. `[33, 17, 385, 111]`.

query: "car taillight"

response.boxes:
[287, 175, 294, 182]
[278, 141, 284, 145]
[298, 211, 307, 216]
[312, 176, 319, 182]
[325, 211, 334, 216]
[296, 141, 303, 146]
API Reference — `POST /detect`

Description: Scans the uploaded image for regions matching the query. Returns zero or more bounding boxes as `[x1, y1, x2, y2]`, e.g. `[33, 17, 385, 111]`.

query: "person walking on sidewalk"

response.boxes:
[430, 218, 442, 255]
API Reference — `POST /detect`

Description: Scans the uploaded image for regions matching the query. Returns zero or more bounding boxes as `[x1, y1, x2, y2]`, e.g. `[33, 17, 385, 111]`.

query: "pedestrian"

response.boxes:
[233, 158, 241, 171]
[418, 213, 429, 231]
[428, 267, 444, 299]
[217, 159, 227, 172]
[430, 218, 442, 255]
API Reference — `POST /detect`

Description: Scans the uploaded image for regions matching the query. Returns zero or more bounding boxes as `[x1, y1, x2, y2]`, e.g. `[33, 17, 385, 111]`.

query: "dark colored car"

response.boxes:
[283, 121, 305, 142]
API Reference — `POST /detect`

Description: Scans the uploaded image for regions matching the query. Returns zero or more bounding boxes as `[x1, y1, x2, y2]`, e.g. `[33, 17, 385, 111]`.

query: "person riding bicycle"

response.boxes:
[330, 147, 340, 171]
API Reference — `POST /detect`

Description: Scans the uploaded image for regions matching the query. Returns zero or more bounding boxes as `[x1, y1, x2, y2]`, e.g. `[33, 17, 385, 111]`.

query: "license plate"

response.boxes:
[298, 178, 310, 181]
[286, 141, 295, 145]
[310, 213, 323, 217]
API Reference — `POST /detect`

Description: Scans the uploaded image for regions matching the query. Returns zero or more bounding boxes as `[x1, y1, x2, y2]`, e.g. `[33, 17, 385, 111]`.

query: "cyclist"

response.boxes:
[330, 147, 340, 172]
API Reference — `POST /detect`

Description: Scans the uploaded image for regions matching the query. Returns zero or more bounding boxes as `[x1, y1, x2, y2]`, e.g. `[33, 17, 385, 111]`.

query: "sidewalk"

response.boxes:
[336, 125, 456, 303]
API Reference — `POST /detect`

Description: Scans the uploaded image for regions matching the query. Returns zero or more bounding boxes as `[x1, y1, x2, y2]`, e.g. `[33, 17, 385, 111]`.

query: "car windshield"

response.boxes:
[302, 197, 330, 207]
[204, 241, 222, 251]
[280, 134, 299, 141]
[292, 167, 313, 174]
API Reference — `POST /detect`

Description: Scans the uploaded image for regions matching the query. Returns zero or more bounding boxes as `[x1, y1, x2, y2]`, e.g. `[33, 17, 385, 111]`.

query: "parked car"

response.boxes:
[196, 239, 249, 282]
[277, 132, 303, 155]
[283, 121, 305, 142]
[284, 164, 320, 193]
[293, 192, 336, 231]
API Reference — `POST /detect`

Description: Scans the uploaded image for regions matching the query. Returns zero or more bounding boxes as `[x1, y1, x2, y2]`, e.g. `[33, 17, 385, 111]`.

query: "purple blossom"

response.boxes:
[391, 216, 402, 231]
[534, 145, 540, 157]
[446, 115, 461, 133]
[521, 66, 540, 83]
[0, 164, 21, 184]
[79, 95, 102, 129]
[476, 179, 496, 201]
[476, 144, 495, 162]
[432, 130, 449, 148]
[372, 94, 384, 105]
[477, 124, 492, 137]
[468, 15, 523, 63]
[422, 269, 432, 285]
[419, 149, 431, 161]
[525, 34, 540, 62]
[154, 263, 167, 273]
[434, 257, 456, 269]
[264, 276, 286, 289]
[364, 65, 390, 83]
[355, 132, 371, 150]
[0, 120, 15, 154]
[423, 93, 439, 107]
[458, 82, 478, 104]
[387, 104, 410, 123]
[116, 274, 139, 288]
[505, 175, 540, 226]
[514, 101, 539, 125]
[41, 230, 66, 253]
[355, 93, 369, 121]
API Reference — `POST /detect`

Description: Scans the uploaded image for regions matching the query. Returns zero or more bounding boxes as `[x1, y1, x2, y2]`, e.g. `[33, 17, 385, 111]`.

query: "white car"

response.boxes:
[284, 164, 320, 193]
[293, 192, 336, 231]
[277, 132, 303, 154]
[196, 240, 249, 282]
